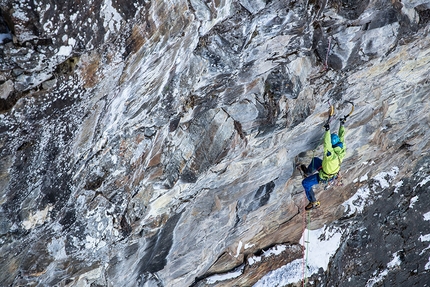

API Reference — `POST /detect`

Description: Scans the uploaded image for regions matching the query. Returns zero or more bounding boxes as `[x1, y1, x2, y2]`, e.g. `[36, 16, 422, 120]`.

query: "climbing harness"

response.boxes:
[321, 171, 343, 190]
[320, 167, 338, 179]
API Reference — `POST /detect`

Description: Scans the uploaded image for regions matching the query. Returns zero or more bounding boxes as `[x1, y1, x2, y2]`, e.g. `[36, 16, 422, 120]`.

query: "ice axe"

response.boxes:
[326, 104, 335, 125]
[341, 101, 354, 124]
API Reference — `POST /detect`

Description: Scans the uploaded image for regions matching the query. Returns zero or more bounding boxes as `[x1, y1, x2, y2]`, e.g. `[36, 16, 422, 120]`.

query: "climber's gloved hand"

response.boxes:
[340, 117, 346, 126]
[323, 123, 330, 131]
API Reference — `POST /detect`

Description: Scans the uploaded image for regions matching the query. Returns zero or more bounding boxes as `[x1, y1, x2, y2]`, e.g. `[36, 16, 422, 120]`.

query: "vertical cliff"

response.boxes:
[1, 0, 430, 286]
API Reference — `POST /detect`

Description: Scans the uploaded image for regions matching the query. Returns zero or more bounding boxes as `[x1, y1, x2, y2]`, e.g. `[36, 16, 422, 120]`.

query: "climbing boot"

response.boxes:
[305, 201, 320, 211]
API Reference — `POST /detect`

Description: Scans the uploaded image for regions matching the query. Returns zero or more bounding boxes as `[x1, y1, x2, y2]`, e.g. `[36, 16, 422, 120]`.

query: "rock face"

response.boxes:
[1, 0, 430, 286]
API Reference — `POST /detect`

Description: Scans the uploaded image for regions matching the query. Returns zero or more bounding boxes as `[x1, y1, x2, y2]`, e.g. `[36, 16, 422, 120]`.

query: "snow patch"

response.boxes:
[68, 38, 76, 46]
[101, 0, 123, 41]
[343, 167, 399, 216]
[254, 226, 342, 286]
[248, 255, 261, 265]
[302, 226, 342, 272]
[423, 211, 430, 221]
[366, 270, 388, 287]
[205, 265, 244, 284]
[70, 12, 79, 22]
[372, 167, 399, 189]
[264, 244, 287, 256]
[419, 233, 430, 261]
[409, 195, 419, 208]
[365, 251, 402, 286]
[245, 242, 255, 249]
[419, 234, 430, 242]
[248, 244, 287, 266]
[418, 175, 430, 187]
[235, 241, 243, 258]
[393, 180, 403, 193]
[342, 186, 372, 216]
[425, 260, 430, 270]
[387, 251, 402, 269]
[359, 173, 369, 182]
[253, 258, 303, 286]
[57, 45, 73, 57]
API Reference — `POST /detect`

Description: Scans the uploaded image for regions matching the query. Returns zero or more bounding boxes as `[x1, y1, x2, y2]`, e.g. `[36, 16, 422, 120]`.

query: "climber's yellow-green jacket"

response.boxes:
[319, 125, 346, 181]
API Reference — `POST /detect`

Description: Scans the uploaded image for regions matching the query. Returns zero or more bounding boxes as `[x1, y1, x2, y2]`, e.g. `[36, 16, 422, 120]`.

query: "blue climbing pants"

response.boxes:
[302, 157, 323, 202]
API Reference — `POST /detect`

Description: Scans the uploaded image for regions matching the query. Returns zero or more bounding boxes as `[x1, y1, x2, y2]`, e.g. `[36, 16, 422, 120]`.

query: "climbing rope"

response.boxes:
[301, 195, 307, 287]
[301, 199, 311, 287]
[302, 195, 306, 287]
[305, 211, 311, 286]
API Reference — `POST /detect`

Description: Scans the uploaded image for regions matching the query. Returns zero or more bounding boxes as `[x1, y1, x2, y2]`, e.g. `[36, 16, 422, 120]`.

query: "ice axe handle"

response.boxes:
[325, 105, 335, 128]
[329, 105, 335, 116]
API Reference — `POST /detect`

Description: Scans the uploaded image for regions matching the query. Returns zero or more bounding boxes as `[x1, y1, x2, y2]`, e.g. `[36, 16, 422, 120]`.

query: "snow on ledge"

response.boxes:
[253, 226, 343, 286]
[205, 265, 244, 284]
[418, 175, 430, 187]
[409, 195, 419, 208]
[372, 167, 399, 189]
[204, 244, 290, 285]
[247, 244, 287, 265]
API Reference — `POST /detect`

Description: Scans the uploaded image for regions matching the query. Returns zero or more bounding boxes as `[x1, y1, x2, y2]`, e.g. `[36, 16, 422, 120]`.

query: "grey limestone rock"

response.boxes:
[0, 0, 430, 286]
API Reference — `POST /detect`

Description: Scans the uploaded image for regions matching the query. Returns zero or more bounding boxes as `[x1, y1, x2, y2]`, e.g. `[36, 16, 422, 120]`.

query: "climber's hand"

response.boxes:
[323, 123, 330, 131]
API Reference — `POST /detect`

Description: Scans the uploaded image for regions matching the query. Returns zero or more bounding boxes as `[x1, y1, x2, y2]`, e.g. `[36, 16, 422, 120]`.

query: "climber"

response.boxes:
[300, 117, 346, 211]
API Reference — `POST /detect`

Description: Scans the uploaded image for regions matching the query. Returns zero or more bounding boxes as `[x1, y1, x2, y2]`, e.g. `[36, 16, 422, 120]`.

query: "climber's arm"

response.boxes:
[339, 125, 345, 143]
[323, 130, 334, 157]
